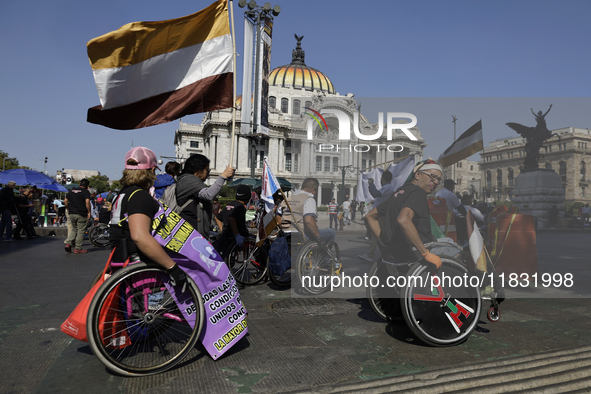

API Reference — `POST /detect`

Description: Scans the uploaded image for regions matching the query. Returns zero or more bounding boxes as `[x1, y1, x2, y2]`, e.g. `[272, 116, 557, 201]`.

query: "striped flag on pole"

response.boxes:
[439, 120, 483, 168]
[467, 210, 488, 272]
[86, 0, 233, 130]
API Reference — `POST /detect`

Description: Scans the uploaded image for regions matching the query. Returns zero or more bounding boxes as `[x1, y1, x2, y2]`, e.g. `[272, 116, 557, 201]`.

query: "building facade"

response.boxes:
[55, 169, 100, 184]
[440, 159, 481, 198]
[481, 127, 591, 203]
[174, 38, 426, 205]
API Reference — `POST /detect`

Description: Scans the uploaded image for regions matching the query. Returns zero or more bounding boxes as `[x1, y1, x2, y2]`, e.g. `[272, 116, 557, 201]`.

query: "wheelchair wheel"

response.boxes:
[296, 241, 340, 295]
[87, 262, 204, 376]
[366, 262, 403, 322]
[268, 265, 293, 287]
[226, 238, 268, 286]
[267, 239, 293, 287]
[400, 256, 481, 347]
[89, 223, 110, 247]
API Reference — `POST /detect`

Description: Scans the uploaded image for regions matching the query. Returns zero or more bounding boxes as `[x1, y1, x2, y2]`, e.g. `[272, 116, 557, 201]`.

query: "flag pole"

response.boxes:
[228, 0, 238, 168]
[278, 188, 305, 237]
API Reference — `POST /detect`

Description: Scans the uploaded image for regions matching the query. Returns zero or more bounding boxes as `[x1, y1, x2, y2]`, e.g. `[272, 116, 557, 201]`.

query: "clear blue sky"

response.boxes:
[1, 0, 590, 180]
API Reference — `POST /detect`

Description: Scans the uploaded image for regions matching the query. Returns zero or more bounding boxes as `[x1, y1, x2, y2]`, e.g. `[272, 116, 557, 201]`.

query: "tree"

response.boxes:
[88, 175, 111, 193]
[110, 180, 122, 192]
[0, 151, 24, 171]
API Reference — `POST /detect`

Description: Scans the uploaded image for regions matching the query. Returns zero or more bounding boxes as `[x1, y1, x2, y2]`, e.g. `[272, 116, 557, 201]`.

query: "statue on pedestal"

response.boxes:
[506, 104, 559, 171]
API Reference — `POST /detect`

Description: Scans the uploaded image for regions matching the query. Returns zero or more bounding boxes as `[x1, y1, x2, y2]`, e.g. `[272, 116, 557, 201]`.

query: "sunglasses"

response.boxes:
[420, 171, 442, 184]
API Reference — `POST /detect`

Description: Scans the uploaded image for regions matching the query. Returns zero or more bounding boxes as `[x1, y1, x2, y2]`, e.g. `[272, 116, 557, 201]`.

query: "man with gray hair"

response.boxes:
[0, 181, 17, 241]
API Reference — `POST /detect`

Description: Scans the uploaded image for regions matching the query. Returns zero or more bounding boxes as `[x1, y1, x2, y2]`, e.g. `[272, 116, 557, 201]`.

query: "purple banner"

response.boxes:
[151, 203, 248, 360]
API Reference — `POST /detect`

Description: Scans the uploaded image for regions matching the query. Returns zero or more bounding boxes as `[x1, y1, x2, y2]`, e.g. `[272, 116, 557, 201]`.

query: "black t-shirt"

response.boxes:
[109, 185, 160, 252]
[217, 200, 248, 239]
[66, 187, 91, 215]
[16, 195, 30, 214]
[377, 183, 433, 252]
[0, 187, 16, 210]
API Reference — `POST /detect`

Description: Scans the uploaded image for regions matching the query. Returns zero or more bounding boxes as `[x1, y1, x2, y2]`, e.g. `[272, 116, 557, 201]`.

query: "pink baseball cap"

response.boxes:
[124, 147, 160, 170]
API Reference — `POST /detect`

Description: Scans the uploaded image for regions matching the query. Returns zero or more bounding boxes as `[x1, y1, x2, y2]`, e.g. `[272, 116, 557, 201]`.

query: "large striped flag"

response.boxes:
[439, 120, 483, 168]
[86, 0, 233, 130]
[466, 210, 488, 272]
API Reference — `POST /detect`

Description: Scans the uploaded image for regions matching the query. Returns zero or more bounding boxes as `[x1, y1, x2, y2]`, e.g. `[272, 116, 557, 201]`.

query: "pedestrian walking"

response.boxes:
[64, 179, 91, 253]
[327, 198, 338, 230]
[0, 181, 17, 241]
[350, 197, 358, 221]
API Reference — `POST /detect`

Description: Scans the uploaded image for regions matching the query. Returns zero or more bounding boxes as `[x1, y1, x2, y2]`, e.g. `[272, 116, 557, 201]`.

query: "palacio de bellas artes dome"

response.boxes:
[174, 36, 426, 205]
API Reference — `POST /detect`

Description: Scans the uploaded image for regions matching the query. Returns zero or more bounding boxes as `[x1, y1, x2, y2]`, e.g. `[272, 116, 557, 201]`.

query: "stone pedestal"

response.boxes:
[511, 169, 565, 228]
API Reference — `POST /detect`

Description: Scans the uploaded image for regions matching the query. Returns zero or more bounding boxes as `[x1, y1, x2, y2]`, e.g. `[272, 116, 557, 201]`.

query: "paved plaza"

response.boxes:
[1, 229, 591, 393]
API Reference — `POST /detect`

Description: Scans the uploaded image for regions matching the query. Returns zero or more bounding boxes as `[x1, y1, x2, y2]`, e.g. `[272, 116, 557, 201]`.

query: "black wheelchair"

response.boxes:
[367, 239, 503, 346]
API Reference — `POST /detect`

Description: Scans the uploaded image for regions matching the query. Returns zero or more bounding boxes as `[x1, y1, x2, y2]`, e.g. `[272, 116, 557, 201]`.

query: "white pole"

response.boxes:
[229, 0, 238, 168]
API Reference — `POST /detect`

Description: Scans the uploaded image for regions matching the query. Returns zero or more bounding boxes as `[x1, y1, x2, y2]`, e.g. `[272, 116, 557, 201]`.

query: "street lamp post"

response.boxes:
[2, 157, 16, 172]
[238, 0, 281, 178]
[451, 115, 457, 183]
[338, 164, 356, 204]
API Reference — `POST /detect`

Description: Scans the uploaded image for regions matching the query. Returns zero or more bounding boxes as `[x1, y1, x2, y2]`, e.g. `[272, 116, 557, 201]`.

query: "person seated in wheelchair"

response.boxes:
[212, 185, 251, 257]
[108, 146, 186, 288]
[364, 160, 443, 269]
[98, 201, 111, 224]
[282, 177, 335, 250]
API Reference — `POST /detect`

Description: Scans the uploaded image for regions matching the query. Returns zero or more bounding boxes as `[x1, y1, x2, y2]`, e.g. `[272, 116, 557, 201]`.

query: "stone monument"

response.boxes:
[507, 105, 565, 228]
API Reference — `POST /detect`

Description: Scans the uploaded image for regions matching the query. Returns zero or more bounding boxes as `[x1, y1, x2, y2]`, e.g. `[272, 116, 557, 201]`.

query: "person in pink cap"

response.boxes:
[109, 147, 186, 287]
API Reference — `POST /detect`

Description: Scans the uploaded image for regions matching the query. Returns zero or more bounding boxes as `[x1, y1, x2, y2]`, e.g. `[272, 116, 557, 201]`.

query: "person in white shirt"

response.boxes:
[435, 179, 467, 217]
[455, 195, 485, 226]
[341, 195, 351, 225]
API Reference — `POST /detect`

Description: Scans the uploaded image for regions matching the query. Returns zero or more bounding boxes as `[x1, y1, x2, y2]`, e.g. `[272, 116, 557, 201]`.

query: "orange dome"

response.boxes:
[269, 35, 335, 94]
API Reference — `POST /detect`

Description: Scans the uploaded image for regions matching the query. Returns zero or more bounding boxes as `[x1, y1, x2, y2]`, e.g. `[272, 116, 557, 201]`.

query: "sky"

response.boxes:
[1, 0, 590, 180]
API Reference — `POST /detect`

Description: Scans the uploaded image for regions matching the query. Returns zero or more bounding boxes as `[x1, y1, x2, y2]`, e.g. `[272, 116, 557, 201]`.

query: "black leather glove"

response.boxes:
[167, 264, 187, 293]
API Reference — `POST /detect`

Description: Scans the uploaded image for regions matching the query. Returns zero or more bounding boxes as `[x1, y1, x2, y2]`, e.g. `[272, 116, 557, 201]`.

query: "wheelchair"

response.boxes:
[290, 231, 341, 295]
[88, 222, 110, 247]
[366, 239, 503, 347]
[86, 252, 205, 376]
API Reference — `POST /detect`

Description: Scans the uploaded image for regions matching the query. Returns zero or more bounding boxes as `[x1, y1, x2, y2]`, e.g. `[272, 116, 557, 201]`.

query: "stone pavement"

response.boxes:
[2, 232, 591, 393]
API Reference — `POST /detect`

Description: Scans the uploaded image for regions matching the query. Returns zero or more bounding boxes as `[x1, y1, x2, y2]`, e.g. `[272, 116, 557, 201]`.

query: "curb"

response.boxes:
[288, 345, 591, 393]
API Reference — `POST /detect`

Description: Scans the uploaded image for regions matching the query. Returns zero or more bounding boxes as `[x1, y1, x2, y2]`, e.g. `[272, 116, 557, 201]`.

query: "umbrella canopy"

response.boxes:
[252, 177, 292, 191]
[40, 183, 68, 193]
[0, 168, 57, 186]
[227, 178, 260, 189]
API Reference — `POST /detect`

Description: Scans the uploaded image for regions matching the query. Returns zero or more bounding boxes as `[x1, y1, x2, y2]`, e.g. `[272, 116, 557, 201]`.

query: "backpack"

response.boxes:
[160, 183, 194, 213]
[268, 236, 291, 276]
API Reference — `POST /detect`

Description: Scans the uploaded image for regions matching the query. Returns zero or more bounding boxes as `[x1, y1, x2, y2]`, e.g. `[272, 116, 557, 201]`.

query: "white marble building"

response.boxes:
[174, 37, 426, 204]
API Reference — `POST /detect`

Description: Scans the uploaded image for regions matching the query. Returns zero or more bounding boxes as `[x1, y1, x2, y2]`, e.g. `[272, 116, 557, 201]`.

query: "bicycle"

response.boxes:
[85, 258, 205, 376]
[366, 239, 502, 347]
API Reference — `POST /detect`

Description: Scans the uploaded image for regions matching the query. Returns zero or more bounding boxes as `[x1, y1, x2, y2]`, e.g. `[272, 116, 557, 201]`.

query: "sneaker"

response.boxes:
[74, 249, 88, 254]
[3, 238, 14, 242]
[358, 254, 373, 262]
[64, 244, 72, 253]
